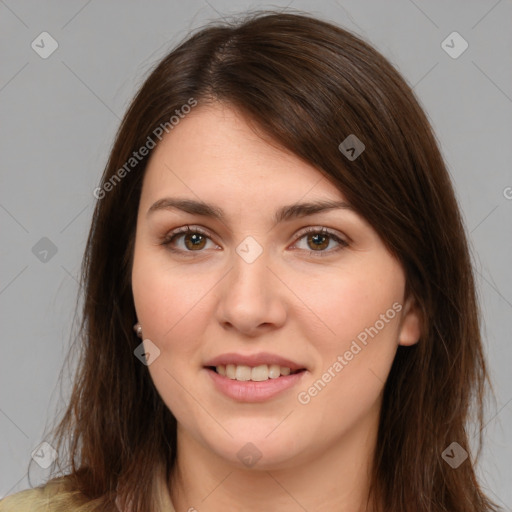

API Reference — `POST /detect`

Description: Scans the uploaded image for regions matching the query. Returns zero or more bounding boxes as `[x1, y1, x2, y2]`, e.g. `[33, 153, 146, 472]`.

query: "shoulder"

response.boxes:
[0, 479, 88, 512]
[0, 468, 175, 512]
[0, 486, 53, 511]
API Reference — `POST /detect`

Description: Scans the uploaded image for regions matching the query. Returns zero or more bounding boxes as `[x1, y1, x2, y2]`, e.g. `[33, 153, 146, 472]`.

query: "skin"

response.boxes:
[131, 102, 421, 512]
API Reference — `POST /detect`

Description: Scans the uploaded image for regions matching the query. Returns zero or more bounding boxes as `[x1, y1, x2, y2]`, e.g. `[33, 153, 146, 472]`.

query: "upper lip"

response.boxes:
[204, 352, 307, 371]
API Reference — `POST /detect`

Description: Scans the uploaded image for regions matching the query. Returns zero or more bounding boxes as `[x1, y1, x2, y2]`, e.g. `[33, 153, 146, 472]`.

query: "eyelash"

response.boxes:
[161, 225, 348, 258]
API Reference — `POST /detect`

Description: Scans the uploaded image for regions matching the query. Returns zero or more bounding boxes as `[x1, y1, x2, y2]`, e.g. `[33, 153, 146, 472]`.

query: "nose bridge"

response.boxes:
[215, 237, 286, 333]
[229, 239, 271, 300]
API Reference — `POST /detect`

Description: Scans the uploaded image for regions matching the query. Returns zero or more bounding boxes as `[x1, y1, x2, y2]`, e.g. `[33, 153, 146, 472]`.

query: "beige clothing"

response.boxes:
[0, 467, 176, 512]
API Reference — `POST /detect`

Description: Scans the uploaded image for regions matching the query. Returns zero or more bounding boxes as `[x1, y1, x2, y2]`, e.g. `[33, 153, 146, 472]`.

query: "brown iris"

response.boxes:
[307, 232, 329, 251]
[184, 232, 207, 250]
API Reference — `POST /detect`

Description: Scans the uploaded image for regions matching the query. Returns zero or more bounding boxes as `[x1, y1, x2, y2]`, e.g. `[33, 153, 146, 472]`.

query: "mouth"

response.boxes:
[207, 364, 306, 382]
[203, 352, 308, 401]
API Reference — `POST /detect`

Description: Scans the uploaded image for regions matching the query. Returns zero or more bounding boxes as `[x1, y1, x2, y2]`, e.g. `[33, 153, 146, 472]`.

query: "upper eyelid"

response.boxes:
[294, 225, 346, 239]
[164, 225, 218, 244]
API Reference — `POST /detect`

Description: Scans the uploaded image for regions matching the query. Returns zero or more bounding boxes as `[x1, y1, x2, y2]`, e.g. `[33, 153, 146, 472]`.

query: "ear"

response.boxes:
[398, 296, 421, 346]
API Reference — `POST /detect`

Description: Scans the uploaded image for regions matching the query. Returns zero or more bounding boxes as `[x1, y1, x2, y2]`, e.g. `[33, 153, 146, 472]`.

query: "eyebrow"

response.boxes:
[147, 197, 353, 224]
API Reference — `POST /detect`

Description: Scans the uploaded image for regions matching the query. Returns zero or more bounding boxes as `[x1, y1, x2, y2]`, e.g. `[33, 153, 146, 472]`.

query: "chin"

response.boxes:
[197, 425, 308, 471]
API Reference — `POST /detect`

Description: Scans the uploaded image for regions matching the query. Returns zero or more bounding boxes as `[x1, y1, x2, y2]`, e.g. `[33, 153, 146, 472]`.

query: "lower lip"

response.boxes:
[205, 368, 307, 402]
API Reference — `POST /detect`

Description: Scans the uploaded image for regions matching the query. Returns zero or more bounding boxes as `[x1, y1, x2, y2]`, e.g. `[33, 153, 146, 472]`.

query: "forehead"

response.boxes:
[140, 102, 346, 206]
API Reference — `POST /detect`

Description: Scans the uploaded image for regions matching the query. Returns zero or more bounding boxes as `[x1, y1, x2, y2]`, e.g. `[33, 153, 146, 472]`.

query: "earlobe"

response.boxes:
[398, 297, 422, 346]
[133, 322, 143, 339]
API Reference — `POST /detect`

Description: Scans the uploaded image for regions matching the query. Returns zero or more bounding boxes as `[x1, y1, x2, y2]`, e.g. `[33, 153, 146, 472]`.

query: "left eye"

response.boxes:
[293, 228, 347, 255]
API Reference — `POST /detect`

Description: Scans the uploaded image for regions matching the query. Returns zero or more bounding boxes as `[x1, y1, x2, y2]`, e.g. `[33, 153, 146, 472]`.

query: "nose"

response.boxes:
[215, 249, 287, 337]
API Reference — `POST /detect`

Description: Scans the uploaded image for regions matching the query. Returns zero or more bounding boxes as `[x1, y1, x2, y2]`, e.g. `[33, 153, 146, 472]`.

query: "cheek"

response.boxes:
[292, 259, 404, 420]
[131, 249, 217, 355]
[131, 252, 216, 422]
[290, 262, 404, 349]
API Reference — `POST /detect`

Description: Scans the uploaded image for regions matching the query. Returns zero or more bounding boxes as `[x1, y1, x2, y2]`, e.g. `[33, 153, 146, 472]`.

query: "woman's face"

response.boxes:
[131, 102, 420, 470]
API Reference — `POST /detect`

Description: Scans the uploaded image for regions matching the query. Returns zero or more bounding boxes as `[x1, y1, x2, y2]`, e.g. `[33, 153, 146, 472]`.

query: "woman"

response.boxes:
[0, 10, 500, 512]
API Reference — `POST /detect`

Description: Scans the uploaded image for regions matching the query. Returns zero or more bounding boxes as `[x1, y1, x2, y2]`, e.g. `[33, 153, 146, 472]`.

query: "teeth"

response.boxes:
[215, 364, 297, 381]
[226, 364, 236, 379]
[268, 364, 281, 379]
[235, 365, 251, 381]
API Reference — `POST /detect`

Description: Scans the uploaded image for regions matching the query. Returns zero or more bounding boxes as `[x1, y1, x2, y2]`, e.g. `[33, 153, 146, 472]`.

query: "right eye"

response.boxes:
[161, 225, 220, 253]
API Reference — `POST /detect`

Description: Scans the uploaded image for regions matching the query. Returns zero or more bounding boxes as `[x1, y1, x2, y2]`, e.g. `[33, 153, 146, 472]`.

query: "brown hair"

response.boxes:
[44, 10, 498, 512]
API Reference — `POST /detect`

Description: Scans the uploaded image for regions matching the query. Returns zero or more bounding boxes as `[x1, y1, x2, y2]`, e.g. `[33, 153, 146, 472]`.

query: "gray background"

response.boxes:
[1, 0, 511, 508]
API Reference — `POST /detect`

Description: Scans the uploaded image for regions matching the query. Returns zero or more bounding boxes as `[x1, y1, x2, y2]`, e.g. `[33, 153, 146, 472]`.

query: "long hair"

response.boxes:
[43, 10, 498, 512]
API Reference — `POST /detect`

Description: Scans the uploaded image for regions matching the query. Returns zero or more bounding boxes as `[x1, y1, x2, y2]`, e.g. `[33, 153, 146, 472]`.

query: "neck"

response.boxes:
[169, 410, 379, 512]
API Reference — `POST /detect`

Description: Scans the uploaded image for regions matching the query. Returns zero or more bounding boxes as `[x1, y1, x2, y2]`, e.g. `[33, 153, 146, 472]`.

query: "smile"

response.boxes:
[204, 366, 307, 402]
[212, 363, 302, 382]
